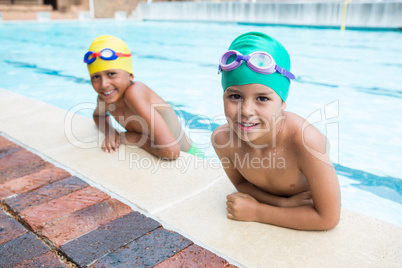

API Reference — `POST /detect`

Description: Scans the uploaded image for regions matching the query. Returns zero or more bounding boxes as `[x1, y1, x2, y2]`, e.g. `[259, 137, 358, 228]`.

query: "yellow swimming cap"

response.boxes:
[86, 35, 133, 75]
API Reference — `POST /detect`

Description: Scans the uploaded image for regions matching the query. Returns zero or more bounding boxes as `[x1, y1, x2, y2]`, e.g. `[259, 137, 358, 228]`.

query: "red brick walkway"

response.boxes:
[0, 136, 237, 267]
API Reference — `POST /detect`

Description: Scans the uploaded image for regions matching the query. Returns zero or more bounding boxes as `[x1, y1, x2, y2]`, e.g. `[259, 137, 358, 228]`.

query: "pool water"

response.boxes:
[1, 20, 401, 226]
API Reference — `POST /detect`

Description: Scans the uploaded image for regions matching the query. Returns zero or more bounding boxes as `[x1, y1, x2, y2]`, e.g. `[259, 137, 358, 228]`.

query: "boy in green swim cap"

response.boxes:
[212, 32, 340, 230]
[85, 35, 202, 159]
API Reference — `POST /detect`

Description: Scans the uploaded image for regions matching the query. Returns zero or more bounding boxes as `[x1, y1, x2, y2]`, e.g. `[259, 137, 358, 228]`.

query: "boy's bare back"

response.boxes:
[96, 80, 191, 153]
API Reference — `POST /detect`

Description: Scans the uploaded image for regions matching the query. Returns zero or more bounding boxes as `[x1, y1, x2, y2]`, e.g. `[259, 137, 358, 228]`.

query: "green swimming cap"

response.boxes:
[221, 32, 292, 102]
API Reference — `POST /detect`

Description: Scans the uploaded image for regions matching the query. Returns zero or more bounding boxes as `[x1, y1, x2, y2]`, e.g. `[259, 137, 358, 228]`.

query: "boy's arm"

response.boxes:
[93, 97, 119, 153]
[121, 84, 180, 160]
[225, 126, 341, 230]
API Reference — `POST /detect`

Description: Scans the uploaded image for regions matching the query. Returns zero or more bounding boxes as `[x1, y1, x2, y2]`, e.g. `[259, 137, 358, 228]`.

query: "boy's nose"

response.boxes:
[240, 100, 255, 116]
[100, 76, 110, 89]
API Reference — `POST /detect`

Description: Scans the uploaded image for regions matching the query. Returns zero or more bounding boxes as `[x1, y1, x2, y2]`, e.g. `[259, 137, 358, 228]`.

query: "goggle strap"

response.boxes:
[275, 65, 295, 80]
[236, 55, 250, 62]
[115, 52, 132, 57]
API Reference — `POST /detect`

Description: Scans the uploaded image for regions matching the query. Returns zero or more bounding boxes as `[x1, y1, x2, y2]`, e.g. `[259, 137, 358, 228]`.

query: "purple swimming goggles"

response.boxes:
[218, 50, 295, 82]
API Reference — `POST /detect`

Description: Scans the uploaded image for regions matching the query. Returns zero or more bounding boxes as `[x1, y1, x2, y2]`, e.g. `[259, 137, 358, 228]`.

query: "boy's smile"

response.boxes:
[224, 84, 286, 144]
[102, 89, 117, 97]
[90, 69, 133, 104]
[238, 121, 259, 132]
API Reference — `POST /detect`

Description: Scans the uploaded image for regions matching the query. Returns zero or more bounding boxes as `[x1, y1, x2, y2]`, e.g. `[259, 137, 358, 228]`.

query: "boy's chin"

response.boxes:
[234, 130, 258, 142]
[233, 129, 271, 145]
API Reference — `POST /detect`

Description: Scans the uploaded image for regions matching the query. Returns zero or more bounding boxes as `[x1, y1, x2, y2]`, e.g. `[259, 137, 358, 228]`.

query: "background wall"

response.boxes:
[93, 0, 143, 18]
[136, 1, 402, 29]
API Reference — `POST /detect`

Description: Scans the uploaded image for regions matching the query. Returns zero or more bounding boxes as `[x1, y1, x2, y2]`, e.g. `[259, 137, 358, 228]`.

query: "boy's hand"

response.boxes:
[102, 131, 120, 153]
[284, 191, 313, 207]
[226, 192, 259, 222]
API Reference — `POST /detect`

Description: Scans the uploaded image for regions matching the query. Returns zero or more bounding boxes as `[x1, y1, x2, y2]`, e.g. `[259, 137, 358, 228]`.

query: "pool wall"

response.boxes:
[135, 1, 402, 29]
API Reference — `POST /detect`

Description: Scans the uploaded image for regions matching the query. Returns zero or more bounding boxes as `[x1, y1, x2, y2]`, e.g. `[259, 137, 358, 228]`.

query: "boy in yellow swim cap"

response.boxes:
[212, 32, 340, 230]
[85, 35, 200, 159]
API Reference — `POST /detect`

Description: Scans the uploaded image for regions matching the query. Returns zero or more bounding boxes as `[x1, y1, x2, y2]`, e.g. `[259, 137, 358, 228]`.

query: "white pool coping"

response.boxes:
[1, 88, 401, 267]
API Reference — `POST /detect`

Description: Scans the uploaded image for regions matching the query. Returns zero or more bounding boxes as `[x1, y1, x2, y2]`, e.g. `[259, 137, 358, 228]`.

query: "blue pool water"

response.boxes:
[1, 20, 401, 226]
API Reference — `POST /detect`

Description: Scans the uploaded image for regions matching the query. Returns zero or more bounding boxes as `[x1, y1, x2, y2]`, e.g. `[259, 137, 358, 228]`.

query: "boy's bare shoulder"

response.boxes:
[124, 81, 149, 96]
[283, 111, 329, 158]
[123, 81, 152, 107]
[211, 124, 235, 158]
[212, 123, 231, 146]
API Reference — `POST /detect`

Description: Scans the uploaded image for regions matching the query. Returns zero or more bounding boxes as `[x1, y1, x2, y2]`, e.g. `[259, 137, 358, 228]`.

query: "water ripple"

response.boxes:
[4, 60, 90, 84]
[335, 164, 402, 204]
[296, 76, 402, 98]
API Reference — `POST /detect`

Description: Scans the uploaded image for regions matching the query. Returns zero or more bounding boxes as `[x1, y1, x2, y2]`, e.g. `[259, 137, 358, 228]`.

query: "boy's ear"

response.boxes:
[129, 73, 134, 81]
[281, 101, 287, 111]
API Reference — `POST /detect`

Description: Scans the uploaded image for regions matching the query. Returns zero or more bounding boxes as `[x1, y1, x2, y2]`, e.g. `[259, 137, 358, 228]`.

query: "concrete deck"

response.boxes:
[1, 88, 401, 267]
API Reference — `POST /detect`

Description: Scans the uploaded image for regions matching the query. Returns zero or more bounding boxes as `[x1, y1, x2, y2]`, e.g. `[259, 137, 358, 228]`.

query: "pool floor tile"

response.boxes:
[61, 211, 161, 266]
[0, 232, 50, 268]
[155, 244, 237, 268]
[90, 228, 193, 268]
[21, 186, 110, 231]
[5, 176, 89, 213]
[0, 210, 27, 245]
[41, 198, 133, 247]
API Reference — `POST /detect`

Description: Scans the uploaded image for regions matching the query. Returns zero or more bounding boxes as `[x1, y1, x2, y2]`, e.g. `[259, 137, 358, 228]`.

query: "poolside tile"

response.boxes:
[0, 146, 22, 159]
[0, 232, 50, 268]
[0, 149, 52, 184]
[0, 159, 52, 184]
[91, 228, 193, 267]
[0, 209, 27, 245]
[0, 137, 22, 159]
[0, 149, 41, 170]
[154, 244, 238, 268]
[61, 211, 161, 266]
[6, 176, 89, 213]
[21, 186, 110, 231]
[0, 166, 71, 199]
[13, 251, 69, 268]
[0, 136, 19, 149]
[41, 198, 132, 247]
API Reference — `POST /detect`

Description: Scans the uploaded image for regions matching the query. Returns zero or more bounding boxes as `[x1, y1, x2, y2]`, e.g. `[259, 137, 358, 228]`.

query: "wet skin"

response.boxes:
[91, 69, 191, 159]
[212, 84, 341, 230]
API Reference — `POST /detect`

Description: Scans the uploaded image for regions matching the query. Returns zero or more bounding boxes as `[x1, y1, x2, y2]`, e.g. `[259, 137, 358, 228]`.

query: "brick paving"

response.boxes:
[0, 136, 237, 268]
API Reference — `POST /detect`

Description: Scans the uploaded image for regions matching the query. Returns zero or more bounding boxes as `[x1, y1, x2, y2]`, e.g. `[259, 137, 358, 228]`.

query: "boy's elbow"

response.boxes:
[318, 212, 340, 231]
[158, 146, 180, 160]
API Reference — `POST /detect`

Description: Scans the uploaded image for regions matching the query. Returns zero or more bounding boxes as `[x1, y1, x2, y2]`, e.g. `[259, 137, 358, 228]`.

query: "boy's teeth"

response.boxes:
[241, 123, 257, 127]
[104, 90, 114, 95]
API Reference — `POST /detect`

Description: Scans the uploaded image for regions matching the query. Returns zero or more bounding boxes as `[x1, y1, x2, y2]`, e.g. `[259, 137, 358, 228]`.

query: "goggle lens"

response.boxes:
[101, 49, 114, 59]
[87, 53, 96, 61]
[250, 54, 272, 68]
[226, 54, 237, 65]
